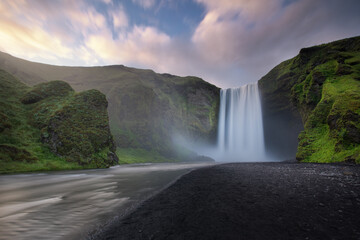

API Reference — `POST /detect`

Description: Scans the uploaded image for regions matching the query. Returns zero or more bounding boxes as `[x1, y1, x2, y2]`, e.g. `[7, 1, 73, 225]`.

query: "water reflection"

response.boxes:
[0, 162, 212, 240]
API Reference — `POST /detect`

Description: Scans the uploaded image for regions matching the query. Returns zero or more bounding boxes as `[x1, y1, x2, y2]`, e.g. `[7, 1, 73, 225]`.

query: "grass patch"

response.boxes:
[116, 148, 177, 164]
[0, 156, 83, 174]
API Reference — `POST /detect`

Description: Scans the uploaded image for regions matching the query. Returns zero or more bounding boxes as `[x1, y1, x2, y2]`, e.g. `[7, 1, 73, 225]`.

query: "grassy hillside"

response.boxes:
[0, 70, 118, 173]
[0, 53, 220, 161]
[259, 36, 360, 163]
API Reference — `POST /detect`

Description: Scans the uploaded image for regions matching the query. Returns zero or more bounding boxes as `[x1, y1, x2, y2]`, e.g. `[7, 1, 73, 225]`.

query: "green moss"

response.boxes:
[116, 148, 176, 164]
[39, 89, 116, 167]
[21, 81, 73, 104]
[298, 125, 360, 164]
[260, 36, 360, 163]
[298, 73, 360, 163]
[314, 60, 338, 77]
[0, 70, 117, 173]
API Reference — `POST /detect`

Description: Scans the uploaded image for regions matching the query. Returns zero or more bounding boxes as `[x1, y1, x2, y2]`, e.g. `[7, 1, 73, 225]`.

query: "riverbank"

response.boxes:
[0, 162, 211, 240]
[93, 162, 360, 240]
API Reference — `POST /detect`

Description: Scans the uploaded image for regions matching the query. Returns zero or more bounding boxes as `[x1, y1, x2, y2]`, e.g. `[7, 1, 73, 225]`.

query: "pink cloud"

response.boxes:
[0, 0, 359, 87]
[85, 26, 171, 69]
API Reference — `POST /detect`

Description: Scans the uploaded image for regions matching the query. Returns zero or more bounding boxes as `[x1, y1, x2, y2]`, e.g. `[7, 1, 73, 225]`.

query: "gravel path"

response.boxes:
[93, 163, 360, 240]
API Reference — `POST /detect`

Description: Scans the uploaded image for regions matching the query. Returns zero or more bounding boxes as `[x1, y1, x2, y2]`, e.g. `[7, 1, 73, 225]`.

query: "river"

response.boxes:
[0, 162, 212, 240]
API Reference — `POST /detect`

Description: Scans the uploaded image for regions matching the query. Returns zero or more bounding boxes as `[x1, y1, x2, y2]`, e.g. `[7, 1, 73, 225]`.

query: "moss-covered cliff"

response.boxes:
[0, 70, 118, 173]
[259, 36, 360, 163]
[0, 53, 220, 161]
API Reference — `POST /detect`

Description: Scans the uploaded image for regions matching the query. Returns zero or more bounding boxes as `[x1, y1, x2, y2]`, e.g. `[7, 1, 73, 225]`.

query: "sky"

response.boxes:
[0, 0, 359, 88]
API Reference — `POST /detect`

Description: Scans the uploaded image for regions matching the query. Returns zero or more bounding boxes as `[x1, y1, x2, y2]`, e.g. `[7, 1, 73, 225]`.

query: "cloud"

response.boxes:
[85, 26, 171, 69]
[0, 1, 73, 62]
[0, 0, 359, 88]
[102, 0, 113, 5]
[190, 0, 360, 87]
[110, 5, 129, 30]
[196, 0, 281, 22]
[0, 0, 128, 65]
[132, 0, 156, 9]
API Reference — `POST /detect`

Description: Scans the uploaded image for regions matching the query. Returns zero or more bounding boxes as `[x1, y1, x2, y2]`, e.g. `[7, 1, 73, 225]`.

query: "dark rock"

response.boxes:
[344, 123, 360, 144]
[336, 64, 353, 75]
[299, 140, 310, 147]
[334, 54, 348, 64]
[299, 45, 325, 64]
[344, 156, 356, 164]
[107, 152, 119, 165]
[327, 114, 340, 130]
[343, 110, 360, 123]
[312, 71, 326, 86]
[0, 144, 37, 162]
[348, 61, 360, 66]
[0, 113, 11, 132]
[335, 142, 343, 152]
[339, 111, 360, 144]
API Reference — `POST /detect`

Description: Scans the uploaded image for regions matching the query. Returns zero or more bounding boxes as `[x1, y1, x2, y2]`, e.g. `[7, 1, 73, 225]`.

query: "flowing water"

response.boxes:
[217, 82, 266, 161]
[0, 162, 212, 240]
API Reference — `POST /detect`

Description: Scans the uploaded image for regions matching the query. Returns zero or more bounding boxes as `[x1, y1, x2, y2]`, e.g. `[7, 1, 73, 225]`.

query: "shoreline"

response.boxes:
[0, 162, 212, 240]
[86, 162, 215, 239]
[92, 162, 360, 240]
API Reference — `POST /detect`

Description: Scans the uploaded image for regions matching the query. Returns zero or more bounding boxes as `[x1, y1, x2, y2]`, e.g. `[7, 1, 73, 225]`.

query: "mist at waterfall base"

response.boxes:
[174, 82, 277, 162]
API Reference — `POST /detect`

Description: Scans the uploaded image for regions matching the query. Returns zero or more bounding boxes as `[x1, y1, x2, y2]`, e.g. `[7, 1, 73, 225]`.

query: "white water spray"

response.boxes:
[217, 82, 265, 161]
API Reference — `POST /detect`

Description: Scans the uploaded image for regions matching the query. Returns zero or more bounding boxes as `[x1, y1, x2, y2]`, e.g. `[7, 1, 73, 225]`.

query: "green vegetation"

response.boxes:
[0, 52, 220, 162]
[0, 70, 118, 173]
[116, 148, 177, 164]
[259, 36, 360, 163]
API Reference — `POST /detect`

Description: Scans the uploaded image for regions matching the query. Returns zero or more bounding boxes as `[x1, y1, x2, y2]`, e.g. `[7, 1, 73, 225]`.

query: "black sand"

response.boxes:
[92, 163, 360, 240]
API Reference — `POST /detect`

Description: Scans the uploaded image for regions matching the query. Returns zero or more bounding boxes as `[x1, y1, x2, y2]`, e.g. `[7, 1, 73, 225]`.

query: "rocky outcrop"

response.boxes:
[26, 82, 119, 166]
[0, 70, 118, 173]
[259, 36, 360, 163]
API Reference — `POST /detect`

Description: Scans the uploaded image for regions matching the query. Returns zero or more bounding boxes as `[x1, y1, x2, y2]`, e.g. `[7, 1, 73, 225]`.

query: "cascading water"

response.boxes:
[217, 82, 265, 161]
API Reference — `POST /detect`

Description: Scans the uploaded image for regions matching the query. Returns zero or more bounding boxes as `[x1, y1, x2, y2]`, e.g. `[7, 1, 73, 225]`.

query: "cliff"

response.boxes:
[0, 52, 220, 162]
[0, 70, 118, 173]
[259, 36, 360, 163]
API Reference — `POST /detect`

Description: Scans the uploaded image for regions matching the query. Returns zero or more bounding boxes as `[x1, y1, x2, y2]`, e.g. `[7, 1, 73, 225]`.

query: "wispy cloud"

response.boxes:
[0, 0, 359, 87]
[132, 0, 157, 9]
[191, 0, 360, 86]
[85, 26, 171, 68]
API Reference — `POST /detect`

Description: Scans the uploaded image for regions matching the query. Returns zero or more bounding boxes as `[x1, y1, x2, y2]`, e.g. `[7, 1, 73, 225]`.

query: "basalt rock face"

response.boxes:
[0, 53, 220, 160]
[258, 64, 304, 161]
[259, 36, 360, 163]
[0, 69, 118, 173]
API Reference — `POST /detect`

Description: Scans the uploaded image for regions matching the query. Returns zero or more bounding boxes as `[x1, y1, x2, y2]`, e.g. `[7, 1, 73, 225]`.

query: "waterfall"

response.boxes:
[217, 82, 265, 161]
